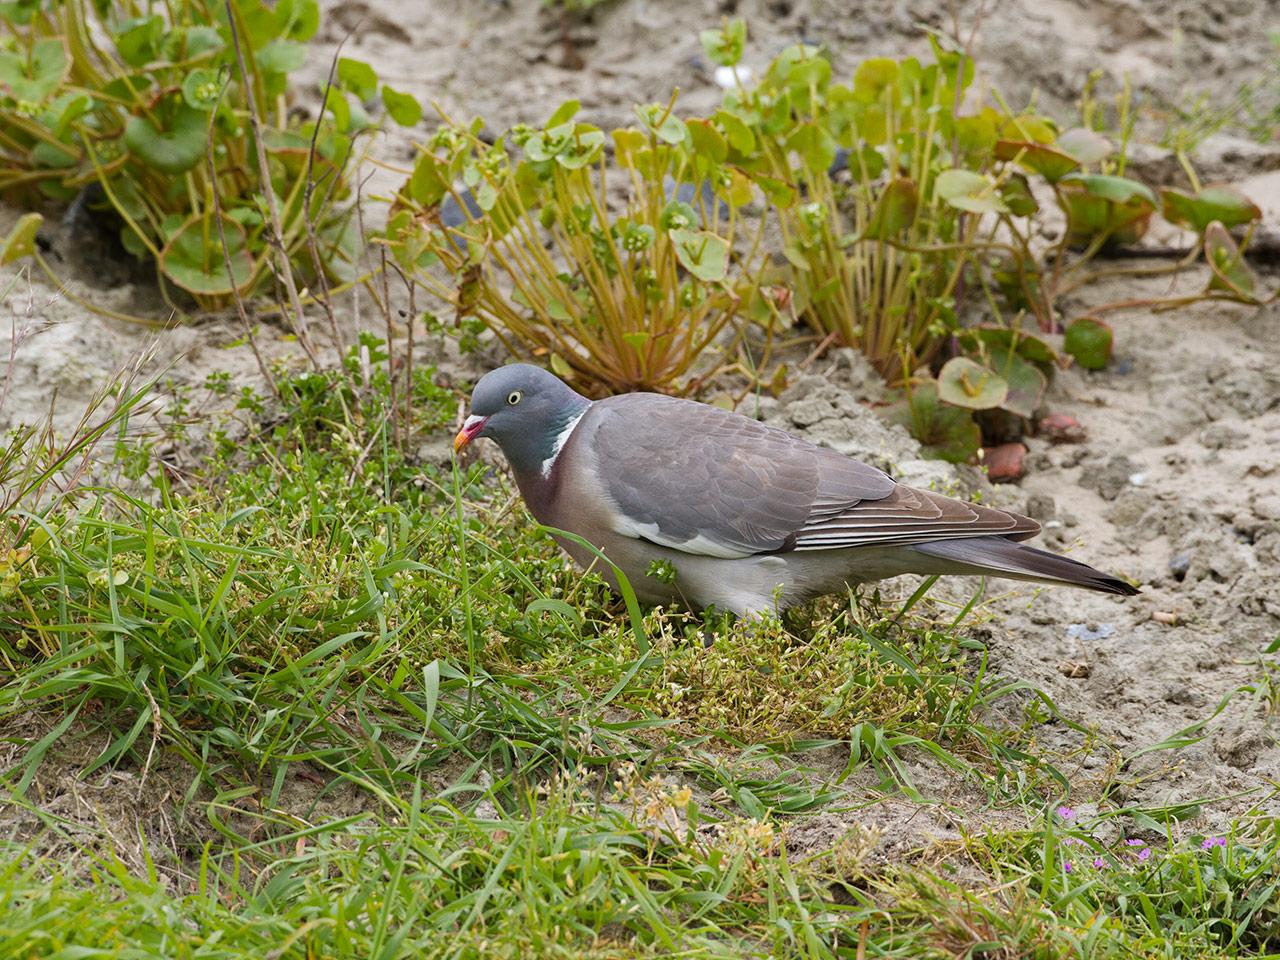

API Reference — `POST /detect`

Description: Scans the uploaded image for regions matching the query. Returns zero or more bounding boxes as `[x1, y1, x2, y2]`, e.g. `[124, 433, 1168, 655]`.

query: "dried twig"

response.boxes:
[303, 31, 352, 356]
[223, 0, 319, 367]
[205, 95, 280, 400]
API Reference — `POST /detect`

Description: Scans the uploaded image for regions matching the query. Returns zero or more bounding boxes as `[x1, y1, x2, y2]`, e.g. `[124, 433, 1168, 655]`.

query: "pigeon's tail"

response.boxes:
[910, 536, 1139, 596]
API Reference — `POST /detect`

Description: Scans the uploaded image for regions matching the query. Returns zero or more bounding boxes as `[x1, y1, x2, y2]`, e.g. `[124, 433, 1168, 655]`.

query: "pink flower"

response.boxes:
[1202, 836, 1226, 849]
[1125, 839, 1146, 847]
[1137, 848, 1151, 862]
[1057, 806, 1076, 820]
[1093, 857, 1106, 868]
[1064, 860, 1073, 872]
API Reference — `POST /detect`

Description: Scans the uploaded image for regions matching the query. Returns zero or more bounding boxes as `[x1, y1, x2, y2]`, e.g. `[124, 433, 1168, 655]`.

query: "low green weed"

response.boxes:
[383, 99, 771, 396]
[0, 0, 420, 314]
[705, 23, 1269, 460]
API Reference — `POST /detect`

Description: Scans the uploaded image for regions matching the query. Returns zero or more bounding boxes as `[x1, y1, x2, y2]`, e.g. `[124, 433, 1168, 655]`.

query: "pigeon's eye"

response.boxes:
[507, 390, 523, 406]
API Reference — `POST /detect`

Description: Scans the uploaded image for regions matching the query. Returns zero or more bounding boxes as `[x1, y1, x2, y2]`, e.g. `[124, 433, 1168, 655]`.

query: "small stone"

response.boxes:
[1218, 731, 1263, 770]
[1151, 611, 1181, 626]
[1251, 494, 1280, 522]
[1085, 455, 1137, 502]
[1058, 660, 1091, 678]
[983, 442, 1027, 482]
[1025, 494, 1057, 521]
[1038, 413, 1087, 444]
[787, 395, 836, 427]
[1055, 447, 1089, 469]
[1163, 684, 1196, 705]
[1168, 553, 1191, 579]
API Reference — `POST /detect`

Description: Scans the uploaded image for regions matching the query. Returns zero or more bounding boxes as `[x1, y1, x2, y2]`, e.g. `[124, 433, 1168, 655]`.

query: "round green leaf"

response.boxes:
[1055, 128, 1112, 166]
[992, 352, 1047, 419]
[160, 214, 254, 296]
[0, 212, 42, 265]
[1204, 221, 1260, 302]
[409, 154, 448, 206]
[1063, 316, 1113, 370]
[659, 200, 698, 232]
[862, 178, 918, 239]
[181, 68, 223, 112]
[1060, 174, 1156, 245]
[382, 86, 422, 127]
[115, 15, 163, 68]
[275, 0, 320, 41]
[124, 102, 209, 175]
[885, 380, 981, 463]
[185, 26, 224, 58]
[937, 356, 1009, 410]
[337, 57, 377, 101]
[699, 19, 746, 67]
[1161, 184, 1261, 234]
[1063, 173, 1156, 207]
[935, 170, 1008, 214]
[1000, 173, 1039, 217]
[256, 40, 307, 77]
[714, 109, 755, 155]
[669, 228, 728, 282]
[556, 126, 604, 170]
[853, 58, 899, 102]
[785, 121, 837, 176]
[0, 37, 68, 104]
[958, 325, 1058, 365]
[954, 112, 998, 161]
[685, 118, 727, 163]
[994, 139, 1079, 183]
[635, 104, 687, 145]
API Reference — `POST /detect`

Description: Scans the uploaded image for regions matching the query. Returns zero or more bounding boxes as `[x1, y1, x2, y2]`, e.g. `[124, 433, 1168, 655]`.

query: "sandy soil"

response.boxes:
[3, 0, 1279, 862]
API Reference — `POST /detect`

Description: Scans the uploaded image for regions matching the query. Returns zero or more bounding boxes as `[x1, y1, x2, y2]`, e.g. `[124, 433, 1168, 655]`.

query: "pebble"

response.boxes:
[1087, 455, 1137, 502]
[1038, 413, 1087, 444]
[1025, 494, 1057, 521]
[983, 442, 1027, 482]
[1058, 659, 1091, 677]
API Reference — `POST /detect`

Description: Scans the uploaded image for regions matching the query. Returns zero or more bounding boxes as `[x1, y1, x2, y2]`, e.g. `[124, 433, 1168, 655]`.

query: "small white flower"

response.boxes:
[714, 65, 753, 89]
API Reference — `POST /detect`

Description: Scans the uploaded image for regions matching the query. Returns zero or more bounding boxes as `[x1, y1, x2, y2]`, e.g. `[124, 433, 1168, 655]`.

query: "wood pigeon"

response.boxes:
[454, 364, 1138, 616]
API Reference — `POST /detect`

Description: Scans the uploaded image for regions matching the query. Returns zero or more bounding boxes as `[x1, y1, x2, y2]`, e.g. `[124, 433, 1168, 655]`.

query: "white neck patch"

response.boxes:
[540, 410, 586, 478]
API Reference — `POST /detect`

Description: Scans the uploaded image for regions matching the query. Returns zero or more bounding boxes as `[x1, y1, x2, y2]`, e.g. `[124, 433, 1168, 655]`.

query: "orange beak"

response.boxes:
[453, 414, 488, 453]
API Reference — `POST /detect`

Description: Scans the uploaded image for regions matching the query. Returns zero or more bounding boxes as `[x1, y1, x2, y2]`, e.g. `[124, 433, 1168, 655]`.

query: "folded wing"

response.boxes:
[587, 394, 1038, 559]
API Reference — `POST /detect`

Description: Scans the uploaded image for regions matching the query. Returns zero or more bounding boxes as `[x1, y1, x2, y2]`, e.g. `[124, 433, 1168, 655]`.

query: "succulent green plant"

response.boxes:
[713, 37, 999, 380]
[0, 0, 420, 312]
[382, 99, 771, 396]
[709, 24, 1268, 462]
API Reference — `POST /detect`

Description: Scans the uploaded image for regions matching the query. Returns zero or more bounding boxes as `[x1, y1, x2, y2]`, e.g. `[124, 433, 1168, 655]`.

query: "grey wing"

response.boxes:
[587, 394, 1040, 559]
[793, 483, 1040, 549]
[587, 394, 895, 558]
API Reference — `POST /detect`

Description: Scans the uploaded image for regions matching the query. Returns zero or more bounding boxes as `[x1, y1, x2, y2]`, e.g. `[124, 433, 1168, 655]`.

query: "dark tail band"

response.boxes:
[912, 536, 1139, 596]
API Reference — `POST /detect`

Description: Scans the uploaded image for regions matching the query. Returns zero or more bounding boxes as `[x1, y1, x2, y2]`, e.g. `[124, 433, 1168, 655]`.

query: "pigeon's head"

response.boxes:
[454, 364, 591, 474]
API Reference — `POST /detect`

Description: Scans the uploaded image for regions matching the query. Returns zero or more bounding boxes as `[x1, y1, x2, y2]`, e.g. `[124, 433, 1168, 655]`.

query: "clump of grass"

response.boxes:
[1, 326, 1270, 959]
[936, 810, 1280, 957]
